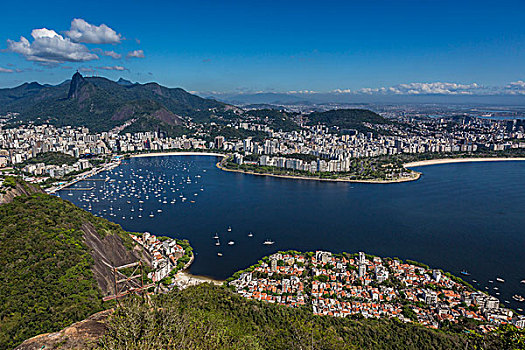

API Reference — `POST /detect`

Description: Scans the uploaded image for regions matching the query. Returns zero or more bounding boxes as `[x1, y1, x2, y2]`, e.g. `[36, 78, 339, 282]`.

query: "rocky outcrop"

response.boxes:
[82, 221, 152, 296]
[153, 108, 183, 125]
[0, 180, 43, 204]
[15, 309, 112, 350]
[67, 72, 86, 99]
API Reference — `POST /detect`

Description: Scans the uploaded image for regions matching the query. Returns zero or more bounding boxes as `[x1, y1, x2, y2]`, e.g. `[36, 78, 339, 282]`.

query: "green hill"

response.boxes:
[0, 189, 140, 349]
[307, 109, 394, 135]
[245, 109, 302, 132]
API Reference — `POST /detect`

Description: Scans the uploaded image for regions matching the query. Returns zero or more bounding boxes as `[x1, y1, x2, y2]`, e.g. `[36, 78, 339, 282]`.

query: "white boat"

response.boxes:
[496, 277, 505, 283]
[228, 241, 235, 245]
[149, 212, 154, 218]
[248, 232, 253, 237]
[217, 253, 223, 257]
[263, 240, 275, 245]
[213, 233, 219, 239]
[227, 226, 232, 232]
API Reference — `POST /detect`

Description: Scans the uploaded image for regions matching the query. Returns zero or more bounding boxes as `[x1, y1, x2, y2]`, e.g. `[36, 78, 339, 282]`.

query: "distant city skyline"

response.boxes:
[0, 0, 524, 98]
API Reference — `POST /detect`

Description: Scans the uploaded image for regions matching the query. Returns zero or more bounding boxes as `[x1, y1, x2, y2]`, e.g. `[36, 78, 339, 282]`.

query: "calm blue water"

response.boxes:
[58, 156, 525, 310]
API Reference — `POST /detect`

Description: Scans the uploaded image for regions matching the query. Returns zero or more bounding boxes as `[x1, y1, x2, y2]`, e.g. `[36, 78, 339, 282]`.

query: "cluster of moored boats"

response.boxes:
[58, 158, 205, 220]
[214, 226, 275, 257]
[462, 271, 525, 310]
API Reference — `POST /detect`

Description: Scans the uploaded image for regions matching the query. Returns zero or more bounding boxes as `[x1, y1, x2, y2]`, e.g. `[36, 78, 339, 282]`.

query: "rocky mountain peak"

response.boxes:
[67, 72, 86, 99]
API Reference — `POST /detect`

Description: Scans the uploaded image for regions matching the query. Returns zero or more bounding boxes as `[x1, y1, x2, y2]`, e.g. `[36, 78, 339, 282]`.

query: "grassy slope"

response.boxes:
[0, 193, 133, 349]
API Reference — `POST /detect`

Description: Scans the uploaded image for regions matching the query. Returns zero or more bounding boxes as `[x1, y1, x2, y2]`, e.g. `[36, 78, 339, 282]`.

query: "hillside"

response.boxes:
[307, 109, 394, 135]
[17, 283, 515, 350]
[0, 189, 144, 349]
[0, 73, 227, 133]
[245, 109, 302, 132]
[0, 176, 44, 204]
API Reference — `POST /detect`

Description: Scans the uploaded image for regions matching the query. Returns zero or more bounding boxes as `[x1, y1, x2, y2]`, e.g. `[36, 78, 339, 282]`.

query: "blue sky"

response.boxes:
[0, 0, 524, 96]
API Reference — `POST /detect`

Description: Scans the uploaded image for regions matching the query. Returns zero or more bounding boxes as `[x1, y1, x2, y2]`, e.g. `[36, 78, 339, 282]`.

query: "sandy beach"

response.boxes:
[173, 271, 224, 289]
[404, 157, 525, 168]
[130, 151, 226, 158]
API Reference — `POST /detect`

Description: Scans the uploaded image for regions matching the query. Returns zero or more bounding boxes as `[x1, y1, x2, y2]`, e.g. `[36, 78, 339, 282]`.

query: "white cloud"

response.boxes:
[393, 82, 481, 95]
[504, 80, 525, 95]
[99, 65, 127, 71]
[329, 82, 484, 95]
[65, 18, 122, 44]
[287, 90, 318, 94]
[0, 67, 14, 73]
[78, 67, 95, 74]
[7, 28, 98, 64]
[104, 50, 121, 59]
[92, 48, 122, 59]
[127, 49, 145, 58]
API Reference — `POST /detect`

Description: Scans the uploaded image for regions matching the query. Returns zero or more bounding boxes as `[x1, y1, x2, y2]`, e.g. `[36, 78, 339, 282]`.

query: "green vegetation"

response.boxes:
[0, 192, 134, 349]
[223, 154, 415, 182]
[2, 175, 16, 188]
[100, 283, 510, 350]
[245, 109, 302, 132]
[17, 151, 77, 167]
[122, 115, 191, 138]
[306, 109, 394, 135]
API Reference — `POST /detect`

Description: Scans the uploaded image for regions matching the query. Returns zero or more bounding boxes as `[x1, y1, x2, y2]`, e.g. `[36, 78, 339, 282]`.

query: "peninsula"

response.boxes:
[229, 251, 525, 332]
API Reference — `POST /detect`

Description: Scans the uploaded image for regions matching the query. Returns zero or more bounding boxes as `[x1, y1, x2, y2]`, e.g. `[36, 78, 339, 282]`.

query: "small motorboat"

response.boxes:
[496, 277, 505, 283]
[263, 240, 275, 245]
[512, 295, 525, 302]
[228, 241, 235, 246]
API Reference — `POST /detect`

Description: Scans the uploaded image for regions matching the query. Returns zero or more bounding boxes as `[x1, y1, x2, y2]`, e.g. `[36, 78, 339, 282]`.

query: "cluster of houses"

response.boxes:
[130, 232, 185, 283]
[230, 251, 525, 331]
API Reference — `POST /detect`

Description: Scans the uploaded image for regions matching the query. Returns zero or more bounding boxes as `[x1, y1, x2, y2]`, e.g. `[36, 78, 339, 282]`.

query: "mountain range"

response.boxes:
[0, 73, 403, 137]
[0, 72, 230, 132]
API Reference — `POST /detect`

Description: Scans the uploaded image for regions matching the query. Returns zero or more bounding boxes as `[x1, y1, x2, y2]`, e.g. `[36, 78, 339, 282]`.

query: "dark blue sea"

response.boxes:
[58, 155, 525, 310]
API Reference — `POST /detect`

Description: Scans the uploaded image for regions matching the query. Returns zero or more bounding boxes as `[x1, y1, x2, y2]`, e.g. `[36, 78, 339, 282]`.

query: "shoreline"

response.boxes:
[129, 151, 227, 158]
[404, 157, 525, 168]
[50, 153, 525, 192]
[173, 271, 224, 287]
[216, 161, 421, 184]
